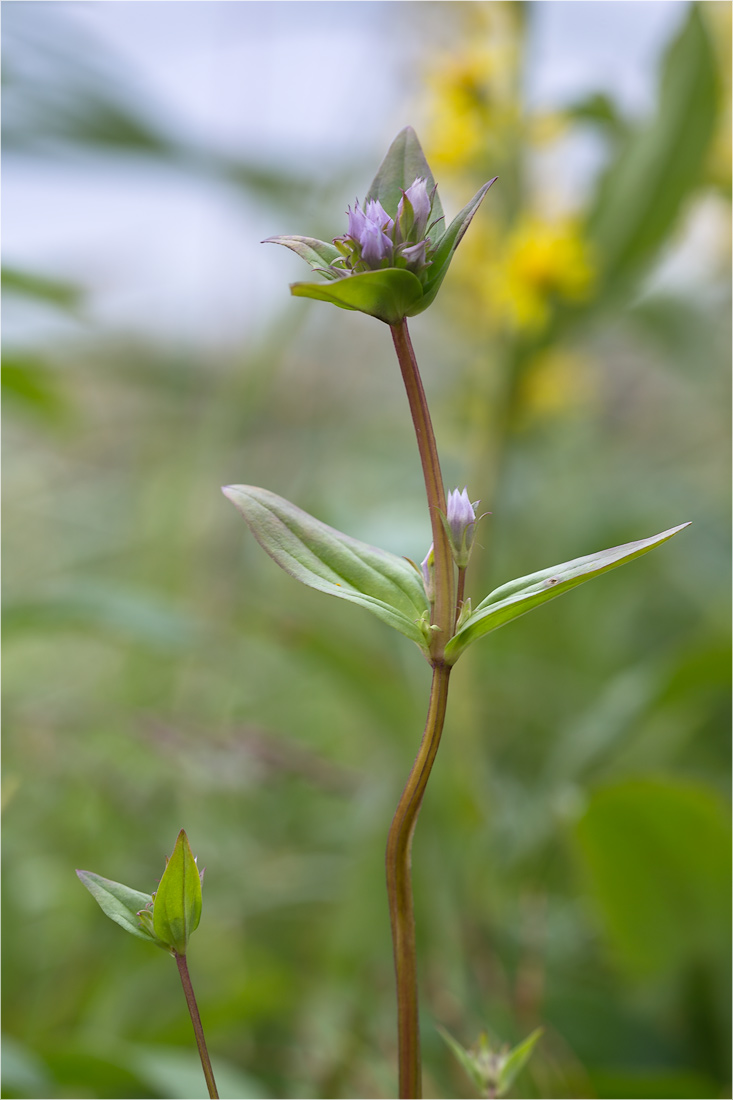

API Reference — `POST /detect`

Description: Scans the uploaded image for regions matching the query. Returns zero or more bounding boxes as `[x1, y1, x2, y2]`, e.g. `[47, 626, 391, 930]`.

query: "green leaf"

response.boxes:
[497, 1028, 543, 1095]
[76, 870, 155, 943]
[365, 125, 444, 227]
[263, 236, 343, 280]
[2, 267, 83, 311]
[437, 1026, 542, 1098]
[2, 355, 70, 424]
[152, 830, 202, 956]
[436, 1026, 487, 1095]
[587, 5, 718, 293]
[223, 485, 431, 654]
[575, 778, 731, 977]
[290, 267, 424, 324]
[445, 522, 690, 664]
[415, 177, 497, 315]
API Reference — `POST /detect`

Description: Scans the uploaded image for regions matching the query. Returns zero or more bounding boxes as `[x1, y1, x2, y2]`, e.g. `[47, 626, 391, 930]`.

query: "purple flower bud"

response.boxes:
[360, 220, 393, 266]
[364, 199, 394, 234]
[421, 543, 435, 604]
[398, 239, 429, 270]
[398, 178, 432, 240]
[444, 488, 478, 568]
[345, 198, 394, 268]
[347, 203, 367, 242]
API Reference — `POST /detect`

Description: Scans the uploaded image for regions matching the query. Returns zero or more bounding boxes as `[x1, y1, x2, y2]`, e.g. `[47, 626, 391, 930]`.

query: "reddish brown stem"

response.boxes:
[175, 952, 219, 1099]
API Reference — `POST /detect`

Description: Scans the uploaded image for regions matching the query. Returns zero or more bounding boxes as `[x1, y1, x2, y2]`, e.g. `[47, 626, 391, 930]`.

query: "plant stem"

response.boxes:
[388, 318, 457, 1098]
[455, 566, 467, 631]
[174, 951, 219, 1099]
[386, 661, 452, 1099]
[390, 319, 455, 661]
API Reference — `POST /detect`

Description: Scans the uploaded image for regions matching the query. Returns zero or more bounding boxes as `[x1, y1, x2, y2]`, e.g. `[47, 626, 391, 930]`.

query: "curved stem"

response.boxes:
[175, 952, 219, 1099]
[390, 320, 455, 661]
[386, 662, 452, 1099]
[388, 318, 458, 1098]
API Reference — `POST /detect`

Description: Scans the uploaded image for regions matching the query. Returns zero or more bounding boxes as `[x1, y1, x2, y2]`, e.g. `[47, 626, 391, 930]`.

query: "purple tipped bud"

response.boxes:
[398, 239, 429, 270]
[399, 178, 432, 239]
[421, 543, 436, 604]
[360, 220, 393, 266]
[345, 198, 394, 267]
[347, 203, 367, 241]
[364, 199, 393, 234]
[444, 488, 478, 568]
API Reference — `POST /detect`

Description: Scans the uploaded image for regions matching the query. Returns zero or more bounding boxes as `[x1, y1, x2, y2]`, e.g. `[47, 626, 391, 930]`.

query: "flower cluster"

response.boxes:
[331, 178, 439, 282]
[265, 126, 496, 325]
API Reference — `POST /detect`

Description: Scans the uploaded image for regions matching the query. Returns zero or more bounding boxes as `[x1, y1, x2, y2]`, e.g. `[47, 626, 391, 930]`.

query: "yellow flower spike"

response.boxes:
[518, 348, 598, 427]
[499, 216, 596, 333]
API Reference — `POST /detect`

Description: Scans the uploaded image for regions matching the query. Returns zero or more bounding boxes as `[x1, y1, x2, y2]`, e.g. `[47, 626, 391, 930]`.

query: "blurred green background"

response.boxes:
[3, 3, 730, 1098]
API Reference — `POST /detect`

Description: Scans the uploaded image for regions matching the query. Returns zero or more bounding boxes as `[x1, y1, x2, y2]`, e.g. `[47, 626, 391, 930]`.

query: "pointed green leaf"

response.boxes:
[445, 522, 690, 664]
[438, 1024, 543, 1098]
[588, 5, 718, 293]
[290, 268, 424, 324]
[223, 485, 431, 654]
[263, 236, 343, 280]
[414, 178, 497, 315]
[76, 869, 155, 943]
[436, 1026, 487, 1094]
[365, 125, 444, 226]
[153, 830, 202, 956]
[497, 1028, 543, 1095]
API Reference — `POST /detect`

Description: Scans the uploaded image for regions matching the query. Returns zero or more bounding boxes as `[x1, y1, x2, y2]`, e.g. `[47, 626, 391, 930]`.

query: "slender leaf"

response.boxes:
[152, 829, 202, 956]
[263, 236, 343, 280]
[2, 267, 83, 310]
[416, 178, 497, 314]
[445, 522, 690, 664]
[290, 267, 424, 324]
[587, 5, 718, 292]
[436, 1026, 487, 1095]
[498, 1028, 543, 1095]
[365, 125, 444, 226]
[76, 870, 154, 943]
[223, 485, 431, 654]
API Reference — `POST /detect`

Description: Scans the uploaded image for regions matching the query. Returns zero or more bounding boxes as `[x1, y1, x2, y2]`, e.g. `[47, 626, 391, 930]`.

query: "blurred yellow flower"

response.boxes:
[447, 216, 596, 335]
[518, 347, 597, 425]
[422, 4, 521, 175]
[497, 216, 596, 332]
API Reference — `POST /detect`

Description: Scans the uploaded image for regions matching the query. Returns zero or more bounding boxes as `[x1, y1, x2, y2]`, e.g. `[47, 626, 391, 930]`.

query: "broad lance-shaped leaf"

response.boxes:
[223, 485, 431, 654]
[365, 125, 444, 229]
[445, 522, 690, 665]
[153, 829, 202, 955]
[290, 267, 424, 325]
[262, 236, 343, 281]
[76, 870, 155, 943]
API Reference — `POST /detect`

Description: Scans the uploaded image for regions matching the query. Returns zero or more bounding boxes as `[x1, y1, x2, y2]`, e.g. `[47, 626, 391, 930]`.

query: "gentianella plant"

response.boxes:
[77, 128, 689, 1100]
[223, 128, 689, 1099]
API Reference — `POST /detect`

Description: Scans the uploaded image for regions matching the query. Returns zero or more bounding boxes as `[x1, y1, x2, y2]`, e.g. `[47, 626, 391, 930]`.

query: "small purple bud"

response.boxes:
[398, 239, 429, 270]
[445, 488, 478, 568]
[421, 543, 436, 604]
[364, 199, 394, 234]
[360, 220, 393, 266]
[399, 178, 431, 239]
[345, 198, 394, 268]
[347, 203, 368, 242]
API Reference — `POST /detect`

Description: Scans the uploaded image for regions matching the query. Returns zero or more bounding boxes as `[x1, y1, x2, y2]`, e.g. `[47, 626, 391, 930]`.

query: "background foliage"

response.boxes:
[3, 3, 730, 1098]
